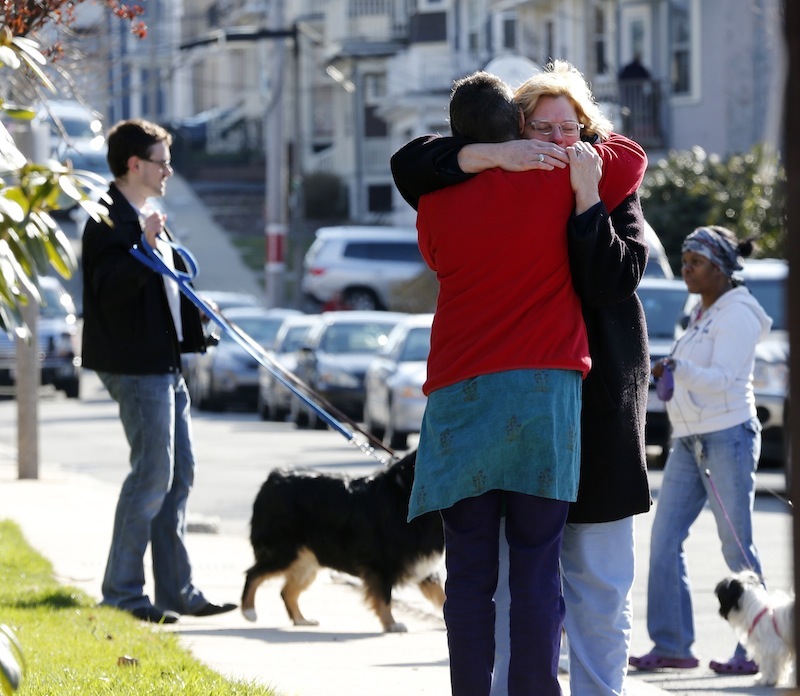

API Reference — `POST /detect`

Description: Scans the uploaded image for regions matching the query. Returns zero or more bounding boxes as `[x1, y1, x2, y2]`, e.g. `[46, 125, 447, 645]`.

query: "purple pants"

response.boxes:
[440, 490, 567, 696]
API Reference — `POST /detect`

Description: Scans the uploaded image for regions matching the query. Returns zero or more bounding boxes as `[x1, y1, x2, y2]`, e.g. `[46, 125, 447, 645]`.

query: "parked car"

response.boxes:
[301, 226, 424, 311]
[639, 277, 696, 460]
[180, 290, 264, 390]
[363, 313, 433, 450]
[739, 258, 788, 466]
[257, 314, 316, 421]
[643, 220, 674, 279]
[188, 307, 301, 412]
[0, 276, 81, 398]
[291, 311, 408, 426]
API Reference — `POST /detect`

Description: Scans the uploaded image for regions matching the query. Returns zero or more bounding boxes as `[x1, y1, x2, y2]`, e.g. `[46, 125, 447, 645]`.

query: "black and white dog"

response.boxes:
[241, 450, 445, 633]
[715, 570, 795, 685]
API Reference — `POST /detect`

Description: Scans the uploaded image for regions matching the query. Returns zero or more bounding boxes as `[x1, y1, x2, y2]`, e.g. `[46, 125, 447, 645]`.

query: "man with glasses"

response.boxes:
[82, 119, 236, 623]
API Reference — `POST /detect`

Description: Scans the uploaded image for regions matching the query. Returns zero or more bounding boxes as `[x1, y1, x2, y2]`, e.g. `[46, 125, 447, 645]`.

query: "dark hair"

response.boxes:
[449, 71, 521, 143]
[705, 225, 757, 259]
[106, 119, 172, 177]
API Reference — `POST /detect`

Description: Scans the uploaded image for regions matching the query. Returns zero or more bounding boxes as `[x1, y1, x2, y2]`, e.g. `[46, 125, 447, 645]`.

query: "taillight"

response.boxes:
[308, 268, 326, 276]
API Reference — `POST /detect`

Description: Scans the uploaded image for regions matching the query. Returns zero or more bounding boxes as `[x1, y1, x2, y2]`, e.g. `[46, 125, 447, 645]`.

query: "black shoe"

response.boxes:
[129, 605, 180, 624]
[185, 602, 237, 617]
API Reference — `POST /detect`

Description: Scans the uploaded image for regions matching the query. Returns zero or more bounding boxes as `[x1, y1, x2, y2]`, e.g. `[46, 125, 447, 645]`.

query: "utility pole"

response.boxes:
[16, 289, 39, 479]
[264, 0, 287, 308]
[179, 20, 297, 309]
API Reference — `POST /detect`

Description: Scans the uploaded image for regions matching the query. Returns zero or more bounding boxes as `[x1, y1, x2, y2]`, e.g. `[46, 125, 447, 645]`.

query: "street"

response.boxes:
[0, 371, 795, 694]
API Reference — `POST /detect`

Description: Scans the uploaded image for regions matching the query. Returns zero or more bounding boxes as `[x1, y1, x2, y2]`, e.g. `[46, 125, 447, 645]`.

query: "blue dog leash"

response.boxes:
[130, 233, 395, 464]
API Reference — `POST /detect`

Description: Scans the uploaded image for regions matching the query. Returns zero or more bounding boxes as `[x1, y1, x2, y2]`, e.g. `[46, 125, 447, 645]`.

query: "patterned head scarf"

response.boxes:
[681, 226, 743, 278]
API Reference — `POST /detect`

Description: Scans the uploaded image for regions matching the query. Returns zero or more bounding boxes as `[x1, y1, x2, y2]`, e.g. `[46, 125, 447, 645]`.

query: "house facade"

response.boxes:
[61, 0, 784, 228]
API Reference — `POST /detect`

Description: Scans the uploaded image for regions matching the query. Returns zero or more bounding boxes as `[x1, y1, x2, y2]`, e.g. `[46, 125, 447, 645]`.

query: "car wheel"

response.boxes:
[387, 428, 408, 451]
[385, 401, 408, 450]
[60, 377, 80, 399]
[257, 392, 271, 421]
[343, 287, 381, 311]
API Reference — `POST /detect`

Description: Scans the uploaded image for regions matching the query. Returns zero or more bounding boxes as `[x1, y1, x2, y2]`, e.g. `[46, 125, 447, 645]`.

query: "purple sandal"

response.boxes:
[709, 656, 759, 675]
[629, 650, 699, 671]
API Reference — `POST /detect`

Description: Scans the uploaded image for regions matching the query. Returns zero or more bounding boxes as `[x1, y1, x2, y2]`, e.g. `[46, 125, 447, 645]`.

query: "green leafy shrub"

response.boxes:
[640, 144, 786, 272]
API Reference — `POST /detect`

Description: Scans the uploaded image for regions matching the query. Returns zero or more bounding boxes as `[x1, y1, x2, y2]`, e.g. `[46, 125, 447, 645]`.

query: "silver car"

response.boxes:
[364, 313, 433, 450]
[257, 314, 316, 421]
[188, 306, 302, 412]
[639, 277, 696, 462]
[0, 276, 81, 399]
[291, 311, 408, 427]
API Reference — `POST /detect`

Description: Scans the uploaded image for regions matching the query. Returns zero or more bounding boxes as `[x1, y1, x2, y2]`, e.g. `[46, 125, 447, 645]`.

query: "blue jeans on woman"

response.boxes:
[646, 418, 762, 659]
[98, 371, 208, 614]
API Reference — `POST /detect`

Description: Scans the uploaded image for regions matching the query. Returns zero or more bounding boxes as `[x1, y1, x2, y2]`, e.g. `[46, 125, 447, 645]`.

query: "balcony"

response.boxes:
[592, 78, 665, 150]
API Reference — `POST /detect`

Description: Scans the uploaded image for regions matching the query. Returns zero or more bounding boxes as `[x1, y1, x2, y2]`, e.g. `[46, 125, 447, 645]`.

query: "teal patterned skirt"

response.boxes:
[408, 369, 581, 521]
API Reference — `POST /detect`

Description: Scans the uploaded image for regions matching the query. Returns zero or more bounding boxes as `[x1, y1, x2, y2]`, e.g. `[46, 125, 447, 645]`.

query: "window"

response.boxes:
[367, 184, 393, 213]
[669, 0, 699, 97]
[343, 241, 422, 262]
[591, 3, 608, 76]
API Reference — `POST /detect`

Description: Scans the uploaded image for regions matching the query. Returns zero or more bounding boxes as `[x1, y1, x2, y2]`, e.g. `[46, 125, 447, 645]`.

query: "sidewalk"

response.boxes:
[3, 447, 794, 695]
[0, 451, 676, 696]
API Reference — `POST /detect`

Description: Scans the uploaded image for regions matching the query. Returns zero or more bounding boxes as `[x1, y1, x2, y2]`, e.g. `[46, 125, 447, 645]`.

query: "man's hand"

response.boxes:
[142, 211, 167, 247]
[457, 140, 569, 173]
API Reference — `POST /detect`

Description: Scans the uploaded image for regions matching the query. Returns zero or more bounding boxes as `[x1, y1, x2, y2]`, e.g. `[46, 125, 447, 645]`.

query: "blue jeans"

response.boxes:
[442, 490, 567, 696]
[646, 418, 762, 658]
[492, 518, 635, 696]
[98, 371, 207, 614]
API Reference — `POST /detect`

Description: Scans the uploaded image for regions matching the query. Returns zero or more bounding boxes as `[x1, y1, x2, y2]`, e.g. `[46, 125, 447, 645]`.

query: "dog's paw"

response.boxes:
[241, 607, 258, 622]
[293, 618, 320, 626]
[386, 622, 408, 633]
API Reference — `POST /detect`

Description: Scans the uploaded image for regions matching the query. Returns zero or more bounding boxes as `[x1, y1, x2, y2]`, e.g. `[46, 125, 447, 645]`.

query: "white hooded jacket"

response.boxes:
[667, 285, 772, 438]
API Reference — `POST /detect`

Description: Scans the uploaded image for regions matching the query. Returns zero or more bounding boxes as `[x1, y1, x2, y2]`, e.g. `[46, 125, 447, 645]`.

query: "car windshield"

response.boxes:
[39, 284, 71, 319]
[400, 327, 431, 362]
[743, 279, 785, 331]
[224, 317, 286, 347]
[320, 322, 396, 353]
[278, 325, 311, 352]
[639, 287, 690, 340]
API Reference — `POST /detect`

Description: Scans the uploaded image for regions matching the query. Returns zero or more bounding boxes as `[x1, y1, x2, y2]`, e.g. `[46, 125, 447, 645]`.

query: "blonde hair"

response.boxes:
[514, 60, 613, 141]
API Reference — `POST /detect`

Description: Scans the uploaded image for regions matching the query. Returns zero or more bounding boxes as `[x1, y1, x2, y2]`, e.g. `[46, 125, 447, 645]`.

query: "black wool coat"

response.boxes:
[82, 183, 207, 375]
[390, 135, 652, 523]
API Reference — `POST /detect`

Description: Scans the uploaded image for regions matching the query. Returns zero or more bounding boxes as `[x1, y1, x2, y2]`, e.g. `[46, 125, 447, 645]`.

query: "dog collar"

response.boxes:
[748, 606, 782, 639]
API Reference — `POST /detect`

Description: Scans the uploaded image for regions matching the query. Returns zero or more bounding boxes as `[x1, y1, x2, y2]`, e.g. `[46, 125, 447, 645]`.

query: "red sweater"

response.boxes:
[418, 134, 646, 395]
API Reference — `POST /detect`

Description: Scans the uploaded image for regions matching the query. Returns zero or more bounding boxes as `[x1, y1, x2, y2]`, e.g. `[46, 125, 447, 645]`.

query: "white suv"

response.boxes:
[301, 226, 424, 311]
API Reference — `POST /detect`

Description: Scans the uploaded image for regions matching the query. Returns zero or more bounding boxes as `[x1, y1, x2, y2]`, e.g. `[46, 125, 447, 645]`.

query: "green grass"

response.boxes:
[0, 520, 277, 695]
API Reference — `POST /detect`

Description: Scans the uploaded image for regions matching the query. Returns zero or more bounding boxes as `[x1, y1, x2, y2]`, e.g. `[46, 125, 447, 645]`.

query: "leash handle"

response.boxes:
[129, 235, 395, 464]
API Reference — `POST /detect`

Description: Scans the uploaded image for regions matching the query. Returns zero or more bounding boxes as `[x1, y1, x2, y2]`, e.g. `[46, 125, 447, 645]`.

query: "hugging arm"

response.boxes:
[390, 135, 567, 210]
[567, 193, 649, 307]
[390, 135, 474, 211]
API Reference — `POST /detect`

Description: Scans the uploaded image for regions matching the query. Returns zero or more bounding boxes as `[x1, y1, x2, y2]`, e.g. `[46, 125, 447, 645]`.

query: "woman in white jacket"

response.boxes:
[630, 226, 772, 676]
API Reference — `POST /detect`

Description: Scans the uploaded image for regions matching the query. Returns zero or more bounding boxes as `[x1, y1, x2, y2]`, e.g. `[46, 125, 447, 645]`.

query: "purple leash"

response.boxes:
[703, 468, 756, 572]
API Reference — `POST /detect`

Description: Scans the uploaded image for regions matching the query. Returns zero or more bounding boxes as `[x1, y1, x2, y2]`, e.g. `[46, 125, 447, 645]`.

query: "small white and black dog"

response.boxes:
[715, 570, 795, 685]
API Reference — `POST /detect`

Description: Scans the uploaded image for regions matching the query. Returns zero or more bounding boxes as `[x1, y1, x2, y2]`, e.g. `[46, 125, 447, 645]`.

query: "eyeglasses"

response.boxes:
[528, 120, 584, 136]
[141, 158, 172, 172]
